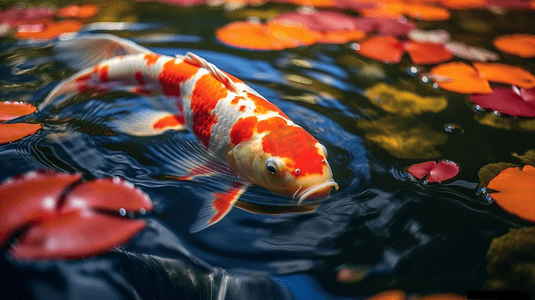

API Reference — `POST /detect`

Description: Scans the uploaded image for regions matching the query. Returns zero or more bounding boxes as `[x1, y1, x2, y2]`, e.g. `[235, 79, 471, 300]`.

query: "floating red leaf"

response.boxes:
[470, 87, 535, 118]
[407, 160, 459, 183]
[356, 36, 405, 63]
[0, 171, 153, 260]
[404, 41, 453, 64]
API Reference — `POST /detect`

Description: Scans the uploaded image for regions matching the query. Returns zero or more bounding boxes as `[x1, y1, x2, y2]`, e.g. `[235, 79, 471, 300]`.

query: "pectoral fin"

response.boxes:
[189, 182, 249, 233]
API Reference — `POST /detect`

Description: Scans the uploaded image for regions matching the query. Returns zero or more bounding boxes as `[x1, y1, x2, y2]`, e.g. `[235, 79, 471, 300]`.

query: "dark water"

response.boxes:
[1, 1, 534, 299]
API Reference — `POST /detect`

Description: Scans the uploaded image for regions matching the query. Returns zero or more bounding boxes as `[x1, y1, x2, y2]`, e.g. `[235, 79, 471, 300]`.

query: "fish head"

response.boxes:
[229, 126, 338, 204]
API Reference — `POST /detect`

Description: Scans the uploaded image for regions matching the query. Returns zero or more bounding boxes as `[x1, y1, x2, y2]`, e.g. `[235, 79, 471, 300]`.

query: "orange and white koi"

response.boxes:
[39, 34, 338, 231]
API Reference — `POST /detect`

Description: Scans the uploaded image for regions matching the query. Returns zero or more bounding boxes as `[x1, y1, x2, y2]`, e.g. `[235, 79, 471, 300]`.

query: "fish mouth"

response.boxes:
[295, 181, 339, 205]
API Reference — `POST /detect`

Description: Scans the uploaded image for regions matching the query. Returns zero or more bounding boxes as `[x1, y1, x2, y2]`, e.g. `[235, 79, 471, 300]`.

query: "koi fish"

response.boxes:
[39, 34, 338, 232]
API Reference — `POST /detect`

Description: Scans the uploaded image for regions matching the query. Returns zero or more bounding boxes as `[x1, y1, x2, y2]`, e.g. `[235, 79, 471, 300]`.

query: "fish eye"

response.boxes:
[295, 169, 300, 174]
[266, 162, 277, 175]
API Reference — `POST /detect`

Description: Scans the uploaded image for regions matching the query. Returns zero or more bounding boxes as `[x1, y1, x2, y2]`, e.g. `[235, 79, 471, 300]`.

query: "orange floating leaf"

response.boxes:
[0, 123, 42, 144]
[318, 29, 366, 44]
[404, 41, 453, 64]
[15, 20, 82, 40]
[494, 34, 535, 58]
[405, 4, 451, 21]
[0, 101, 37, 122]
[439, 0, 485, 9]
[487, 165, 535, 222]
[360, 3, 450, 21]
[216, 21, 320, 50]
[473, 62, 535, 89]
[58, 4, 99, 19]
[430, 62, 492, 94]
[356, 36, 405, 63]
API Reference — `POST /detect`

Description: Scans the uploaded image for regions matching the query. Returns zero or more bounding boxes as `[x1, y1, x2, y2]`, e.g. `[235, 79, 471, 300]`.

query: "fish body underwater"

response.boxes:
[39, 34, 338, 231]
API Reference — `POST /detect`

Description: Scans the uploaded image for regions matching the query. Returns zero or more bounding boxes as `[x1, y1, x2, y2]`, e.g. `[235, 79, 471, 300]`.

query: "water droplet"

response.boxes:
[350, 43, 360, 51]
[444, 124, 464, 134]
[493, 110, 502, 117]
[432, 83, 439, 89]
[473, 104, 485, 113]
[140, 208, 146, 215]
[421, 76, 429, 83]
[119, 208, 127, 216]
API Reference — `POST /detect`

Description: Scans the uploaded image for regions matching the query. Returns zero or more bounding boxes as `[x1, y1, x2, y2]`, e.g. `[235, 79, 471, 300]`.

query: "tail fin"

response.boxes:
[55, 34, 151, 71]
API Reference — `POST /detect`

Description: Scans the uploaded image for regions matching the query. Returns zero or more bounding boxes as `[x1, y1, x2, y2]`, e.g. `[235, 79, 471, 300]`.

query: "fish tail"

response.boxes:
[55, 34, 151, 71]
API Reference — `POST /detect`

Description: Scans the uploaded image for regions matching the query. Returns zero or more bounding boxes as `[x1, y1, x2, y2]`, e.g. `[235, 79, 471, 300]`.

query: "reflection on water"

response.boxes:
[1, 0, 534, 299]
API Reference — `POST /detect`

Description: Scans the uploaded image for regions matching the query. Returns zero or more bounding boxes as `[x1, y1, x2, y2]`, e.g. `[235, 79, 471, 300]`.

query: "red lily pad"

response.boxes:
[470, 87, 535, 118]
[407, 160, 460, 183]
[356, 36, 405, 63]
[0, 170, 153, 260]
[487, 165, 535, 222]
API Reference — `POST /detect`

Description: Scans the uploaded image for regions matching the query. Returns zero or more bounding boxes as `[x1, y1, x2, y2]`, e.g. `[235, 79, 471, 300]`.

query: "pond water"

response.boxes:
[1, 1, 534, 299]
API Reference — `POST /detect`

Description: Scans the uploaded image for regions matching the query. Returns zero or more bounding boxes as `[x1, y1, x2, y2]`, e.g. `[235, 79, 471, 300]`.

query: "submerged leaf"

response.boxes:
[430, 62, 492, 94]
[364, 82, 448, 116]
[487, 165, 535, 222]
[493, 34, 535, 58]
[474, 113, 535, 131]
[357, 116, 447, 159]
[351, 17, 416, 37]
[512, 150, 535, 166]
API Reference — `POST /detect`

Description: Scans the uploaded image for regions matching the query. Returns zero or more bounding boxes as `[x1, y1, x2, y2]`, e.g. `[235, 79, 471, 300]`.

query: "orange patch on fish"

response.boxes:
[152, 115, 185, 130]
[247, 93, 290, 118]
[261, 126, 324, 177]
[257, 117, 287, 133]
[159, 60, 200, 98]
[143, 53, 160, 67]
[97, 65, 109, 83]
[230, 96, 245, 105]
[190, 74, 228, 147]
[230, 116, 258, 145]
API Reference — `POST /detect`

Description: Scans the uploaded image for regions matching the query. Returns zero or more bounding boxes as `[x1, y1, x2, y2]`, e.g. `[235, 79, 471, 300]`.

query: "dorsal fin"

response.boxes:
[183, 52, 239, 93]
